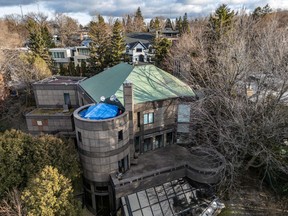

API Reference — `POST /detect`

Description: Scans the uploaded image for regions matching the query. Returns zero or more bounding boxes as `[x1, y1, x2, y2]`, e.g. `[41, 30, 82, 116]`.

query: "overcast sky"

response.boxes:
[0, 0, 287, 25]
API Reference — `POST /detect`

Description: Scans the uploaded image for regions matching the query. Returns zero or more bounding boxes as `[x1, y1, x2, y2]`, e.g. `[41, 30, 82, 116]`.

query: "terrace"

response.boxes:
[111, 145, 225, 200]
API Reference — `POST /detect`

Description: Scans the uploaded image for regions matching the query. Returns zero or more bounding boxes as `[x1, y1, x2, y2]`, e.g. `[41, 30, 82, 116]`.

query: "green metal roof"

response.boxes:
[79, 63, 134, 102]
[80, 63, 195, 104]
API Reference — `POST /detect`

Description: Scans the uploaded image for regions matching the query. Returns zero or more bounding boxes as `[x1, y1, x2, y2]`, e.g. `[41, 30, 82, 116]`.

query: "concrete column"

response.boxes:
[123, 81, 135, 157]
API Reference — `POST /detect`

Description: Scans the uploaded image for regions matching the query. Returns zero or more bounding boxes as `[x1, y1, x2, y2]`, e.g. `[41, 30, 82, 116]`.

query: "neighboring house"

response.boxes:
[49, 47, 72, 68]
[25, 63, 225, 215]
[161, 28, 179, 38]
[125, 33, 154, 63]
[49, 45, 90, 68]
[73, 46, 90, 66]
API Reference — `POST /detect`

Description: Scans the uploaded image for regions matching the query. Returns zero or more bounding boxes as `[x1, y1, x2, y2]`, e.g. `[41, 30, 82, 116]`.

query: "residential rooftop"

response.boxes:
[125, 32, 154, 46]
[80, 63, 195, 104]
[33, 76, 86, 85]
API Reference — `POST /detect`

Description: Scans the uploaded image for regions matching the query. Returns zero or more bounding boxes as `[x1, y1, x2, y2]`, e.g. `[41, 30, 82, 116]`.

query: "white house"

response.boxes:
[73, 46, 90, 66]
[49, 48, 72, 67]
[125, 33, 154, 64]
[126, 41, 153, 63]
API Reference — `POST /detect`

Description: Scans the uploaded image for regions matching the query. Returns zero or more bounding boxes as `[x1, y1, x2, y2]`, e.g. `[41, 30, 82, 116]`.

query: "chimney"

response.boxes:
[123, 80, 135, 156]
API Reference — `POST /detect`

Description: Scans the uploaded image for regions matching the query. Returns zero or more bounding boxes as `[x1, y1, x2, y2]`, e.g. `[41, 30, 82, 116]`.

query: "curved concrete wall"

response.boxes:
[74, 104, 130, 183]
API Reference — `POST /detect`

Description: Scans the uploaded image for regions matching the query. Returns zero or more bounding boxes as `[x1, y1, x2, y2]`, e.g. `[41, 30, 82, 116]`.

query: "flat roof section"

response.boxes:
[34, 76, 86, 85]
[27, 108, 74, 116]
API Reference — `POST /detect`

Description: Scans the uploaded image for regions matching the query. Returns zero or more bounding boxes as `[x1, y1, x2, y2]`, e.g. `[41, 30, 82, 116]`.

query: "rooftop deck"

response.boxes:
[112, 145, 225, 200]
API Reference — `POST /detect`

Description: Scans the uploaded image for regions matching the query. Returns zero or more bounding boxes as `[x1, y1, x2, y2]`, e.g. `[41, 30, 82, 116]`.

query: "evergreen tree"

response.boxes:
[134, 7, 146, 32]
[252, 4, 272, 19]
[0, 129, 80, 197]
[88, 14, 111, 74]
[176, 17, 183, 32]
[154, 17, 161, 31]
[154, 38, 172, 67]
[26, 18, 54, 69]
[22, 166, 80, 216]
[80, 61, 87, 77]
[165, 18, 173, 29]
[68, 61, 77, 76]
[149, 19, 155, 29]
[182, 13, 190, 33]
[209, 4, 235, 39]
[126, 14, 133, 32]
[109, 19, 125, 66]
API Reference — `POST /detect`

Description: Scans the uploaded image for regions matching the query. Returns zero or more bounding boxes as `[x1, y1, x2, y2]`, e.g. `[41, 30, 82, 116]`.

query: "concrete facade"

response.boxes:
[33, 76, 85, 108]
[26, 76, 85, 135]
[133, 99, 178, 155]
[26, 110, 74, 135]
[74, 104, 130, 214]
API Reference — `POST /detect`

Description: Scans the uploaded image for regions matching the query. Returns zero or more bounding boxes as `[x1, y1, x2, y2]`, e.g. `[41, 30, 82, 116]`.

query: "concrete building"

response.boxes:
[26, 76, 85, 134]
[25, 63, 225, 215]
[49, 48, 73, 68]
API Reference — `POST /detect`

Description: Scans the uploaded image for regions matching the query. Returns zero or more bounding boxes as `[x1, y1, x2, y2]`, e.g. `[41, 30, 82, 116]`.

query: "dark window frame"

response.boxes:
[136, 48, 142, 52]
[78, 131, 82, 142]
[118, 130, 123, 141]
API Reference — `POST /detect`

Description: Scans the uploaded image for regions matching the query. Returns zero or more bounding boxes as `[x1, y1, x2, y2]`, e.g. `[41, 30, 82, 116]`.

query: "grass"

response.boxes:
[29, 108, 74, 115]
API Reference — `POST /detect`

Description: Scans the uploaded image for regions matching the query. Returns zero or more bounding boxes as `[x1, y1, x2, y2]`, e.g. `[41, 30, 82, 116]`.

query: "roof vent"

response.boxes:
[110, 95, 116, 101]
[100, 96, 105, 102]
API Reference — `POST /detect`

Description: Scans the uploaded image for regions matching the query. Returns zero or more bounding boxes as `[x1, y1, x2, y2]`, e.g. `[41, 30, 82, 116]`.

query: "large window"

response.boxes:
[143, 137, 153, 152]
[144, 113, 154, 125]
[78, 48, 90, 55]
[178, 104, 190, 123]
[64, 93, 71, 105]
[118, 155, 129, 173]
[52, 52, 65, 58]
[135, 136, 140, 153]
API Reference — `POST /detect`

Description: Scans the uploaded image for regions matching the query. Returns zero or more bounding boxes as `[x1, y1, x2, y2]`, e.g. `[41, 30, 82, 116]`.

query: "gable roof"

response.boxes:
[125, 33, 153, 49]
[80, 63, 195, 104]
[130, 41, 147, 50]
[125, 33, 154, 43]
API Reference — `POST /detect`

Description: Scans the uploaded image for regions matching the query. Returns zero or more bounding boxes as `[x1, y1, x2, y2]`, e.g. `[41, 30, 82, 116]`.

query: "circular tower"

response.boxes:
[73, 104, 130, 215]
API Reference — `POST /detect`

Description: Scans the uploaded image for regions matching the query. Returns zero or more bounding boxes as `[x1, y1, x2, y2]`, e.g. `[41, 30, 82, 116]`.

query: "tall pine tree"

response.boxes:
[134, 7, 146, 32]
[88, 14, 111, 74]
[26, 18, 54, 71]
[109, 19, 125, 66]
[209, 4, 235, 40]
[182, 13, 190, 33]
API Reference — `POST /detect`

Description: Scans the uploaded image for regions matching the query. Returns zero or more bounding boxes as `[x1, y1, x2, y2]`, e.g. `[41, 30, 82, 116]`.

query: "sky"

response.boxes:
[0, 0, 288, 25]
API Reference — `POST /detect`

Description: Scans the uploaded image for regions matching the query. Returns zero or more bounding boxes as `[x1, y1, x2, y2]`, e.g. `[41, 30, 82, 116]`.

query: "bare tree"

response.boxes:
[0, 20, 22, 48]
[52, 13, 80, 47]
[165, 12, 288, 194]
[0, 188, 24, 216]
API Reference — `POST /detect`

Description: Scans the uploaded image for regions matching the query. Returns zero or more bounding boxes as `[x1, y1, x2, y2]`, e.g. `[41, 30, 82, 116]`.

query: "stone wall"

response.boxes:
[132, 99, 178, 153]
[33, 84, 79, 108]
[26, 114, 74, 134]
[74, 105, 130, 183]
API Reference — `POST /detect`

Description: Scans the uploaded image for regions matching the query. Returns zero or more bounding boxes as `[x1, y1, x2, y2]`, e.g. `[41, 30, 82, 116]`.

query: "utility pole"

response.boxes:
[19, 4, 24, 19]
